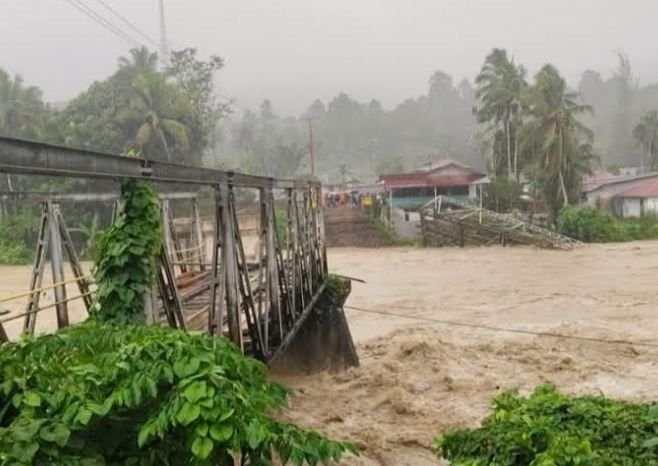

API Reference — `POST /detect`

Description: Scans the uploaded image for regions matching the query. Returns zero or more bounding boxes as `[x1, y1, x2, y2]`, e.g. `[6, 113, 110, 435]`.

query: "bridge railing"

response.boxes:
[0, 137, 328, 361]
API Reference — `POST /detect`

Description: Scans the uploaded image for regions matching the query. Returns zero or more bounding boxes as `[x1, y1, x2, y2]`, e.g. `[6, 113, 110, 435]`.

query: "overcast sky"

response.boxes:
[2, 0, 657, 114]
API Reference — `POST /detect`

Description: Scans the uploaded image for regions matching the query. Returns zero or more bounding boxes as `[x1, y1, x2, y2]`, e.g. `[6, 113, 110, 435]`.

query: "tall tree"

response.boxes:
[633, 110, 658, 171]
[167, 48, 226, 163]
[0, 70, 45, 137]
[118, 46, 159, 76]
[117, 73, 190, 160]
[522, 65, 594, 218]
[0, 69, 47, 191]
[475, 49, 527, 179]
[610, 53, 637, 164]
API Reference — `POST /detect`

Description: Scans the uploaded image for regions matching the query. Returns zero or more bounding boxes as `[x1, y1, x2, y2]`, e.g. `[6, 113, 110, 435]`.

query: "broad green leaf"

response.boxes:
[219, 408, 235, 422]
[23, 392, 42, 407]
[191, 436, 213, 460]
[11, 440, 39, 463]
[209, 424, 233, 442]
[173, 357, 201, 378]
[12, 419, 45, 442]
[177, 402, 201, 426]
[40, 423, 71, 447]
[74, 407, 93, 426]
[137, 424, 153, 447]
[183, 381, 207, 404]
[196, 423, 209, 437]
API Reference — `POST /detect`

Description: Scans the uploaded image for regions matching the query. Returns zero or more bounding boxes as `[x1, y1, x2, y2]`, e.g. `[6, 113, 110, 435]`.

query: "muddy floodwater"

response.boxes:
[280, 242, 658, 465]
[3, 242, 658, 465]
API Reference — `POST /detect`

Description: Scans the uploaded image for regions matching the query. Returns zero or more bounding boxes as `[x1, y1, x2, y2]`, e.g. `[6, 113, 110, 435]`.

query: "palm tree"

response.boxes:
[522, 65, 594, 215]
[117, 72, 190, 161]
[475, 48, 527, 179]
[118, 46, 159, 76]
[633, 111, 658, 171]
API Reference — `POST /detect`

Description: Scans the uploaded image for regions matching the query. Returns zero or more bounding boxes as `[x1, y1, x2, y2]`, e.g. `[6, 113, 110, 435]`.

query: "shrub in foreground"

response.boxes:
[436, 385, 658, 465]
[0, 322, 355, 465]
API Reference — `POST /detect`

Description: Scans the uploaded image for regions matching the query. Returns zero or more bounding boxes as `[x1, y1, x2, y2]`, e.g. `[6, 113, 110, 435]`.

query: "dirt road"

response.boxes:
[279, 242, 658, 465]
[3, 243, 658, 465]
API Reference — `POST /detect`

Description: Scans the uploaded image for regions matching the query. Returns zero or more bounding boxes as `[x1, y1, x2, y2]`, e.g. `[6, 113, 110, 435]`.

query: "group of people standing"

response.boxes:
[325, 190, 374, 209]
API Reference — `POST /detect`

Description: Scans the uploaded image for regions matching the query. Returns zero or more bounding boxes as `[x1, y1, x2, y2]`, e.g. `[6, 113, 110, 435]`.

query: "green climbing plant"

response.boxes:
[92, 179, 161, 323]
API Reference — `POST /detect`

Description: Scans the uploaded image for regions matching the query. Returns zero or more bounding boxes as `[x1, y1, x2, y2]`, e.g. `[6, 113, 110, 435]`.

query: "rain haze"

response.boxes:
[2, 0, 658, 114]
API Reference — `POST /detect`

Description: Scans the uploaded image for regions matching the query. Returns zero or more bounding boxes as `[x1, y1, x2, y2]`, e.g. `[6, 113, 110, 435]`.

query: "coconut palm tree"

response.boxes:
[522, 65, 594, 217]
[118, 46, 159, 76]
[633, 111, 658, 171]
[117, 72, 190, 161]
[475, 48, 527, 179]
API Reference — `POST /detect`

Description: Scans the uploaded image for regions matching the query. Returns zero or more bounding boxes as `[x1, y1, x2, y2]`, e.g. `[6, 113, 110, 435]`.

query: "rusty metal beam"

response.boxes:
[0, 136, 319, 190]
[0, 191, 201, 202]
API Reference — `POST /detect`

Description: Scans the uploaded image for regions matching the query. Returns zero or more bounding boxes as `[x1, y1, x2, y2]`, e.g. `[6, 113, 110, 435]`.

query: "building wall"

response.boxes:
[584, 174, 658, 212]
[390, 207, 421, 240]
[468, 184, 478, 199]
[622, 198, 641, 218]
[645, 197, 658, 214]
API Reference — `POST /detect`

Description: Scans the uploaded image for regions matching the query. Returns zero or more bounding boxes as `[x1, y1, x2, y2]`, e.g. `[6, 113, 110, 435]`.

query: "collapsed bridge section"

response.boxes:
[419, 195, 581, 250]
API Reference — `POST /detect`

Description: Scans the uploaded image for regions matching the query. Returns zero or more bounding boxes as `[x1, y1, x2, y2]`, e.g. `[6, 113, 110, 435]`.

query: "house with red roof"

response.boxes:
[376, 159, 488, 240]
[379, 159, 488, 211]
[582, 172, 658, 218]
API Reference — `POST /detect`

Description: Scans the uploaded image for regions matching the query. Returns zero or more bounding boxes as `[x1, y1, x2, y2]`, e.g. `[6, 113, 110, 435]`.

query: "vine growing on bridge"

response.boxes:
[92, 179, 161, 323]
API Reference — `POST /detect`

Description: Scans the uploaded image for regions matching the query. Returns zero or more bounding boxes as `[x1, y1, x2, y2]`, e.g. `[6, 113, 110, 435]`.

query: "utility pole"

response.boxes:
[304, 116, 318, 176]
[157, 0, 171, 68]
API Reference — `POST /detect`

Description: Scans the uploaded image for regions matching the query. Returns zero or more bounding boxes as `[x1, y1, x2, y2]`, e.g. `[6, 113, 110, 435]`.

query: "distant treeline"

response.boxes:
[214, 52, 658, 185]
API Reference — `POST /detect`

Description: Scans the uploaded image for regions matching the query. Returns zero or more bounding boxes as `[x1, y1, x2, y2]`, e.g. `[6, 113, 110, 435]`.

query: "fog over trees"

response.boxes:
[3, 47, 658, 190]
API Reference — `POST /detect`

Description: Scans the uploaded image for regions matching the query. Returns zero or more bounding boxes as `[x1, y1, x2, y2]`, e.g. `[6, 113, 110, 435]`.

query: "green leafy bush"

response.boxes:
[0, 238, 31, 265]
[0, 322, 355, 465]
[558, 206, 658, 243]
[92, 180, 162, 323]
[436, 385, 658, 466]
[557, 206, 620, 242]
[0, 209, 37, 265]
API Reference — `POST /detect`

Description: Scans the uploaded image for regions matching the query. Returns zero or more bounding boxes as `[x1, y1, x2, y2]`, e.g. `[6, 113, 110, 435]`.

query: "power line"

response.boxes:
[344, 304, 658, 350]
[92, 0, 159, 48]
[62, 0, 141, 47]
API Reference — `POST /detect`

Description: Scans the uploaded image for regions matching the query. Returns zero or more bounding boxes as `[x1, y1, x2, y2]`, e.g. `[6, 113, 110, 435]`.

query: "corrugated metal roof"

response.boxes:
[380, 160, 485, 189]
[619, 177, 658, 198]
[415, 159, 470, 173]
[582, 172, 658, 193]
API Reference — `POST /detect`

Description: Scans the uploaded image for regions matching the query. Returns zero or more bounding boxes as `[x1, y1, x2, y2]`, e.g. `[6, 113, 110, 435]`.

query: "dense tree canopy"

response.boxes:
[0, 46, 225, 166]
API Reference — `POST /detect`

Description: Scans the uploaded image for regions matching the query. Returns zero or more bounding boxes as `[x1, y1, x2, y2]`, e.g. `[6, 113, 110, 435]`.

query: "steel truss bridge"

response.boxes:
[0, 137, 334, 364]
